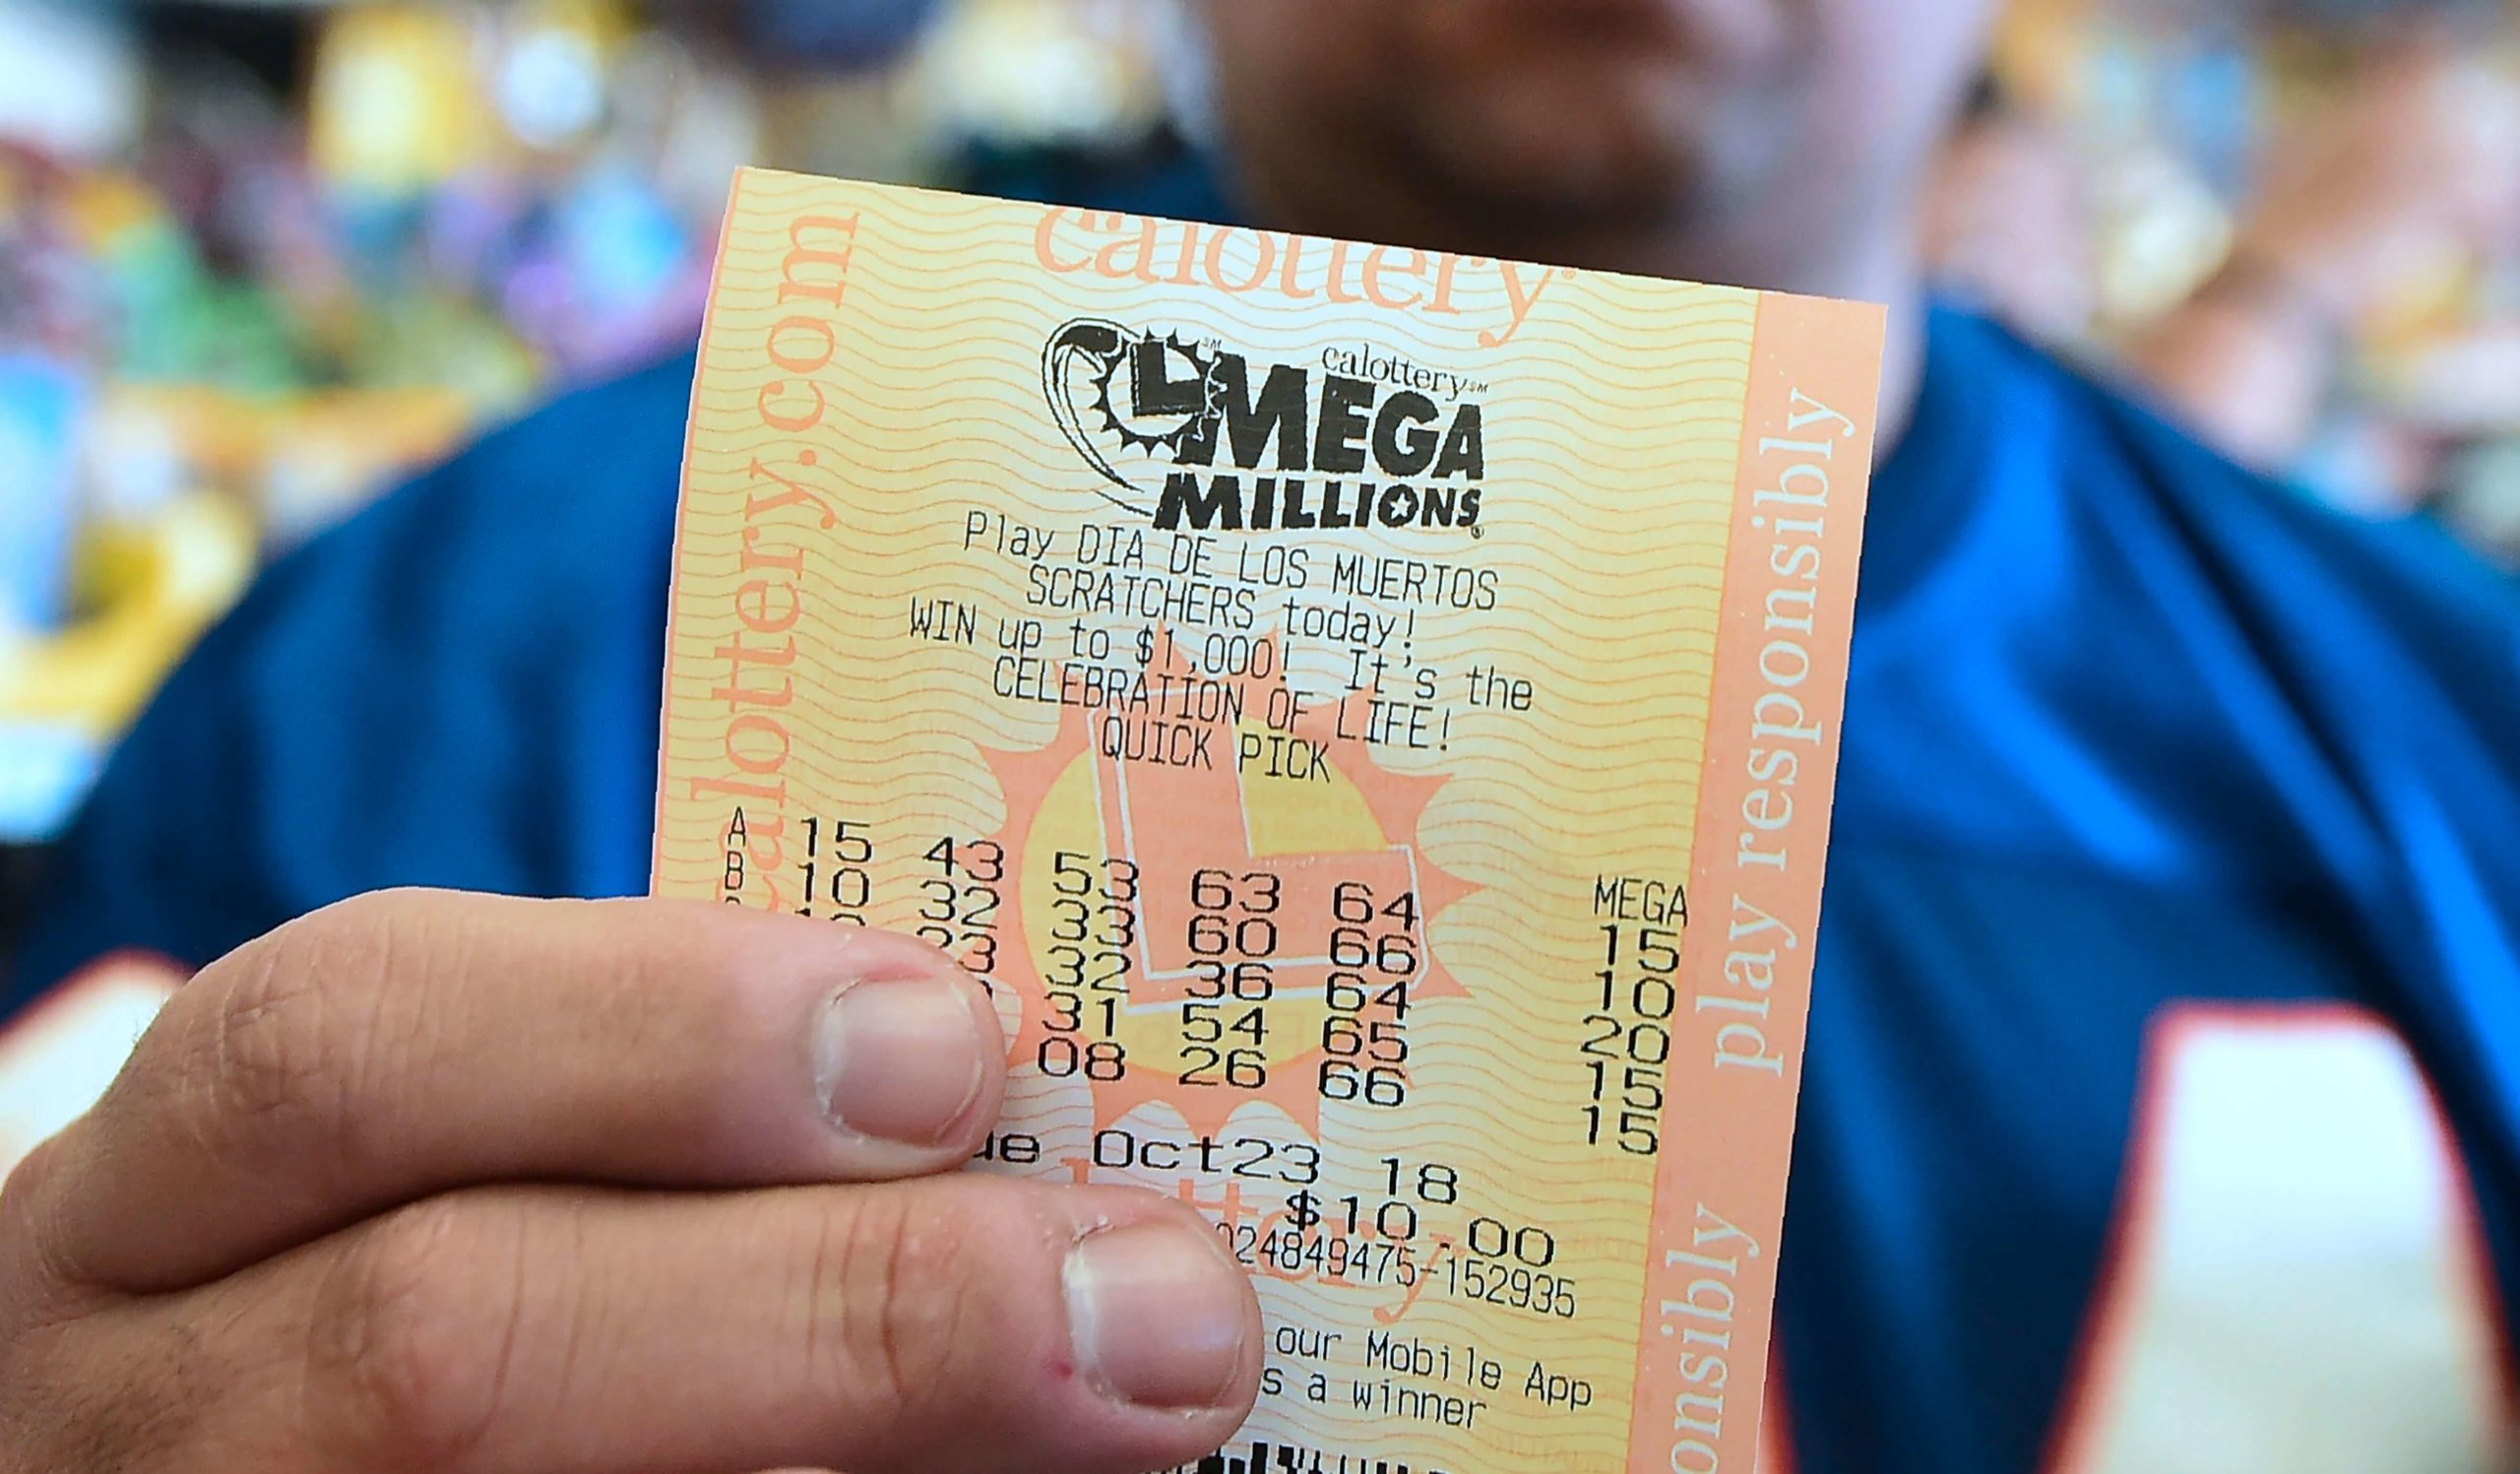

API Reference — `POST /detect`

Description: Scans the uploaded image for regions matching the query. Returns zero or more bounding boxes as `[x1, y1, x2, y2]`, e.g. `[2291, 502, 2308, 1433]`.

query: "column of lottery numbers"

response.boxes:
[1039, 852, 1138, 1082]
[795, 817, 872, 925]
[1181, 868, 1280, 1090]
[1580, 922, 1677, 1155]
[916, 839, 1004, 986]
[1319, 881, 1416, 1108]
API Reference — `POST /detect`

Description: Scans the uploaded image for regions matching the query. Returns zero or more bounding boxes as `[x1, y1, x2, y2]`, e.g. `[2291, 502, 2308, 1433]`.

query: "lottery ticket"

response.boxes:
[654, 169, 1884, 1474]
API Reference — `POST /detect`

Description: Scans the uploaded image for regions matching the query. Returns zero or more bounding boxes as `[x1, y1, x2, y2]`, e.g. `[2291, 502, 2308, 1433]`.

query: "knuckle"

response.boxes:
[0, 1134, 64, 1251]
[304, 1199, 526, 1468]
[816, 1192, 1004, 1417]
[184, 897, 445, 1170]
[199, 926, 357, 1135]
[0, 1136, 83, 1314]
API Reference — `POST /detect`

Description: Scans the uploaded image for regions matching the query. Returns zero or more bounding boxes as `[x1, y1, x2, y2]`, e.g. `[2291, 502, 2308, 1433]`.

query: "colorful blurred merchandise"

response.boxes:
[1965, 0, 2520, 548]
[0, 0, 1173, 843]
[0, 0, 763, 841]
[0, 356, 80, 634]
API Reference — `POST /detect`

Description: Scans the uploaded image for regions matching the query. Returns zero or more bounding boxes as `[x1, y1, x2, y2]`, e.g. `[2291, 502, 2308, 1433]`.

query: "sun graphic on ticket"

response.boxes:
[981, 629, 1474, 1144]
[656, 171, 1883, 1474]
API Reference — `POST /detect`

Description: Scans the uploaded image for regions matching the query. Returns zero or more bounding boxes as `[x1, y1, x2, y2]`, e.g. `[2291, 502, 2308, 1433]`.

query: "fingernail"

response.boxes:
[1065, 1221, 1253, 1410]
[813, 973, 987, 1146]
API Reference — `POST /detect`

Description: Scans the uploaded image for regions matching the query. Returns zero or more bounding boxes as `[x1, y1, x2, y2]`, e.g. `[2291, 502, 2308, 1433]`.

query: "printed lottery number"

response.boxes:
[792, 816, 872, 926]
[1182, 868, 1278, 1090]
[915, 838, 1004, 981]
[1040, 852, 1139, 1081]
[1321, 882, 1417, 1109]
[1583, 924, 1675, 1155]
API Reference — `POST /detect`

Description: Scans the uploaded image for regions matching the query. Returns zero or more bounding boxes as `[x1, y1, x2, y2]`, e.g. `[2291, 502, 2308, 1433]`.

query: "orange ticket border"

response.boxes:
[1624, 295, 1883, 1473]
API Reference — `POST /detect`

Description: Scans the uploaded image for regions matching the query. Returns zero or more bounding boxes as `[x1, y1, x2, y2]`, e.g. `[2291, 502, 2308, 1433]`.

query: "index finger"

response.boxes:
[20, 890, 1008, 1296]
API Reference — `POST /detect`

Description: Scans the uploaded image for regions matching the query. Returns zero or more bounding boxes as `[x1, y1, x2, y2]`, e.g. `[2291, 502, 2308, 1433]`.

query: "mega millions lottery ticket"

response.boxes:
[654, 169, 1884, 1474]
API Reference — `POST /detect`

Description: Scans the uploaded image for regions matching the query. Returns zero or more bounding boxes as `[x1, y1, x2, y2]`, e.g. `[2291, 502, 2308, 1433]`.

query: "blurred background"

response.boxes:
[1, 0, 2517, 871]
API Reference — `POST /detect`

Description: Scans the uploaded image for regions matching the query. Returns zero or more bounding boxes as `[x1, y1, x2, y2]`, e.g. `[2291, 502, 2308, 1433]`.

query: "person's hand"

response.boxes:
[0, 890, 1261, 1473]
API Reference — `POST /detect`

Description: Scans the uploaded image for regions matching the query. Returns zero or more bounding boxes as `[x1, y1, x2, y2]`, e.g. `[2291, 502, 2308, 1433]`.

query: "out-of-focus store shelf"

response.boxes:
[7, 0, 2517, 863]
[0, 0, 1166, 848]
[1, 0, 748, 843]
[1973, 0, 2520, 526]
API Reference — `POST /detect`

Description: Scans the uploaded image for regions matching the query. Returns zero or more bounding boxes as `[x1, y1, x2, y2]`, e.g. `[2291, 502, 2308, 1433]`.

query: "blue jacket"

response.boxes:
[19, 304, 2520, 1471]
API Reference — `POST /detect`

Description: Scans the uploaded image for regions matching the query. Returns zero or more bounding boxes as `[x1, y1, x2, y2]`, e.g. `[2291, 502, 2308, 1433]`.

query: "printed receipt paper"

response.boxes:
[655, 170, 1882, 1474]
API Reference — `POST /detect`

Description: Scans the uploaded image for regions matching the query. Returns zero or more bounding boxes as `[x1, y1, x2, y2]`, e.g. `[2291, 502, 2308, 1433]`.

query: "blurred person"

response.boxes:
[1923, 77, 2104, 344]
[2124, 38, 2520, 478]
[1924, 42, 2520, 501]
[8, 5, 2520, 1474]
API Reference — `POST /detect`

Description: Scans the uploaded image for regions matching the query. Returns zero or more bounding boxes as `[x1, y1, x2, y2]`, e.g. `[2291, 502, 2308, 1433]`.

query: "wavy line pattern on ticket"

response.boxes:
[657, 170, 1883, 1474]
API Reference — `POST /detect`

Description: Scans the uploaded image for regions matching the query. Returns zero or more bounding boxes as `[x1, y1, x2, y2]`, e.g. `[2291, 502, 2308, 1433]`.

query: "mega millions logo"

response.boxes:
[1041, 318, 1490, 536]
[981, 632, 1477, 1139]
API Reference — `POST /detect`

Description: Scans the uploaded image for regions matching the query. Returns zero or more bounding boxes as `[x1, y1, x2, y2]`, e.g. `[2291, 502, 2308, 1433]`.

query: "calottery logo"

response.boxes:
[1042, 318, 1489, 536]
